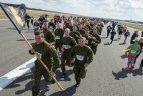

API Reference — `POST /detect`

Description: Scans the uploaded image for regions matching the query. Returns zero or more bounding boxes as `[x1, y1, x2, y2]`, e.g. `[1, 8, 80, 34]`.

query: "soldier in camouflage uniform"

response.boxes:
[60, 28, 77, 78]
[42, 22, 55, 44]
[70, 37, 93, 87]
[64, 20, 73, 31]
[29, 32, 59, 96]
[70, 26, 81, 43]
[91, 28, 101, 55]
[96, 23, 103, 35]
[83, 30, 96, 48]
[54, 24, 64, 51]
[78, 24, 86, 36]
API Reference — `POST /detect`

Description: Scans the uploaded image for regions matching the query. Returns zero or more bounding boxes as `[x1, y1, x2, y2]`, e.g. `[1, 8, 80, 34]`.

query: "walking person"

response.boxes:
[106, 25, 112, 38]
[31, 16, 34, 25]
[110, 30, 116, 44]
[130, 31, 139, 44]
[124, 38, 141, 70]
[123, 30, 130, 44]
[134, 38, 143, 66]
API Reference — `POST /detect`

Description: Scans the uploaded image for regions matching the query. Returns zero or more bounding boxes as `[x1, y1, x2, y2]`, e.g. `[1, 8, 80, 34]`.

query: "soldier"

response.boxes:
[60, 28, 77, 78]
[42, 22, 55, 44]
[96, 24, 103, 35]
[70, 37, 93, 87]
[64, 20, 73, 31]
[83, 30, 96, 49]
[48, 19, 56, 30]
[78, 24, 86, 36]
[29, 31, 59, 96]
[70, 26, 81, 43]
[91, 28, 101, 54]
[54, 24, 64, 51]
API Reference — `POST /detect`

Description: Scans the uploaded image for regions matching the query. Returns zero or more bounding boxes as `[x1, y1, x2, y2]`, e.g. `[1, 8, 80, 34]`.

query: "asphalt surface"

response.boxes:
[0, 20, 34, 76]
[0, 21, 143, 96]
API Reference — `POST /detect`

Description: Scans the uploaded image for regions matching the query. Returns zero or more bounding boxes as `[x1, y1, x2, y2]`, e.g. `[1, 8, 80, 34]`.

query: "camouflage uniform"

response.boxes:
[91, 33, 101, 54]
[70, 31, 81, 43]
[70, 45, 93, 84]
[85, 24, 92, 31]
[83, 35, 95, 48]
[78, 29, 86, 36]
[64, 24, 73, 31]
[29, 41, 59, 96]
[60, 36, 77, 74]
[54, 28, 64, 50]
[97, 25, 103, 35]
[43, 28, 55, 44]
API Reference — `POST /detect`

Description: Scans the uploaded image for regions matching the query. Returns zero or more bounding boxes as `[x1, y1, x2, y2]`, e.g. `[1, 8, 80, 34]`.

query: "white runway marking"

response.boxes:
[0, 57, 36, 91]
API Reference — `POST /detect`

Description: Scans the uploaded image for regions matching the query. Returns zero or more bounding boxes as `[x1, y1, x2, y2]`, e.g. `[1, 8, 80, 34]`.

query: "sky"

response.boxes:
[0, 0, 143, 21]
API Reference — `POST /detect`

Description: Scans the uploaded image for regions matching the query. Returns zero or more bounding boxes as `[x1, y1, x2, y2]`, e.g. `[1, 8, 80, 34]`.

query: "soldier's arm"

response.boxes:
[61, 29, 64, 38]
[86, 47, 94, 64]
[70, 46, 76, 61]
[49, 30, 55, 43]
[96, 34, 101, 44]
[71, 37, 77, 46]
[77, 31, 82, 37]
[29, 43, 35, 55]
[48, 46, 59, 72]
[59, 38, 63, 51]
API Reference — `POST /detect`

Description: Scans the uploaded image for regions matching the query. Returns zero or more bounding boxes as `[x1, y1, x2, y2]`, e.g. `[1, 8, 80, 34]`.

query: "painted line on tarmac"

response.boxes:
[0, 57, 36, 91]
[0, 19, 8, 20]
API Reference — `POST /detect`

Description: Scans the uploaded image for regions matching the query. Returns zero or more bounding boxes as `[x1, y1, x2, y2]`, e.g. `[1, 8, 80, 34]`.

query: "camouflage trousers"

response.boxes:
[61, 52, 71, 73]
[73, 65, 87, 83]
[32, 69, 51, 96]
[91, 45, 98, 55]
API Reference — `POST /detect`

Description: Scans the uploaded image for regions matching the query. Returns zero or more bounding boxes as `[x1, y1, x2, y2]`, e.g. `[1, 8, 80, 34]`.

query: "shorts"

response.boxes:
[128, 55, 136, 64]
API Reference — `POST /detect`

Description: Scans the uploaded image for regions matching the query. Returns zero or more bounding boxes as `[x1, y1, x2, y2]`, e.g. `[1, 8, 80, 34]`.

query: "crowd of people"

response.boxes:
[25, 14, 143, 96]
[27, 14, 105, 96]
[106, 22, 143, 70]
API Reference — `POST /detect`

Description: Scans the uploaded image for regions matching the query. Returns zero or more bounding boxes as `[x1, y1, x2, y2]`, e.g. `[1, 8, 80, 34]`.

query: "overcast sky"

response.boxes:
[0, 0, 143, 21]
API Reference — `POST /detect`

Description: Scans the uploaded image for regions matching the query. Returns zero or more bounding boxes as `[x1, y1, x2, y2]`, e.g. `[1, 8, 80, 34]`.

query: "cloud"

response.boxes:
[0, 0, 143, 21]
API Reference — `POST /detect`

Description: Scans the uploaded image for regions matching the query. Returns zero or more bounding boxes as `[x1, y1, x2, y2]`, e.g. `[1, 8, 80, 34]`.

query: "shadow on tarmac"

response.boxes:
[6, 68, 34, 94]
[49, 85, 77, 96]
[113, 39, 118, 41]
[5, 67, 74, 96]
[112, 67, 143, 80]
[5, 68, 49, 96]
[101, 36, 107, 39]
[56, 69, 73, 82]
[104, 42, 110, 45]
[120, 54, 128, 59]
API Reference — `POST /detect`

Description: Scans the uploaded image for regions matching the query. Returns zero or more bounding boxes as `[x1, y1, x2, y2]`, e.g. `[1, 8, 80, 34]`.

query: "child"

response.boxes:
[124, 38, 141, 70]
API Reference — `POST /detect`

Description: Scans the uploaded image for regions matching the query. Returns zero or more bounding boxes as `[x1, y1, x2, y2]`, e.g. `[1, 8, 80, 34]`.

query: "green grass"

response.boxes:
[2, 6, 142, 31]
[0, 7, 7, 19]
[0, 7, 77, 19]
[118, 21, 143, 31]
